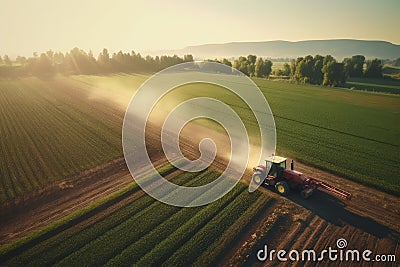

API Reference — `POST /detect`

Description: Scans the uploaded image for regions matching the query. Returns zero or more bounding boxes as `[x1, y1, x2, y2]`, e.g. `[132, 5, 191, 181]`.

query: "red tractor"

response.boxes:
[252, 156, 351, 200]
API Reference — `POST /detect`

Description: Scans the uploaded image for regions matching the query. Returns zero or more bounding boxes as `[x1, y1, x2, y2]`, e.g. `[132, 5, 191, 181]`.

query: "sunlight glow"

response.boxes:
[1, 0, 399, 57]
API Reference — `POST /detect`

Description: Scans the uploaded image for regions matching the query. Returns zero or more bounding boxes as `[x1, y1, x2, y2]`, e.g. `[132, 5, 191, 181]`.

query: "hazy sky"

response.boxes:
[1, 0, 399, 56]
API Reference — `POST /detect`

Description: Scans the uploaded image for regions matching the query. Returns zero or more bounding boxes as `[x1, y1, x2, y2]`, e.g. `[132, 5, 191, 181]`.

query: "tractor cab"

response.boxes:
[265, 156, 287, 178]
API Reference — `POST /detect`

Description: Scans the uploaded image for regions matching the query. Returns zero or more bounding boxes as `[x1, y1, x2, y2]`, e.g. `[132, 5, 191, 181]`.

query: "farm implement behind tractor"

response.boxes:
[252, 156, 352, 200]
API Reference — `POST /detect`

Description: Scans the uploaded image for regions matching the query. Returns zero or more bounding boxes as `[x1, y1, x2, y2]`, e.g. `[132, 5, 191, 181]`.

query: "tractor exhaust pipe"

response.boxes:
[291, 160, 294, 170]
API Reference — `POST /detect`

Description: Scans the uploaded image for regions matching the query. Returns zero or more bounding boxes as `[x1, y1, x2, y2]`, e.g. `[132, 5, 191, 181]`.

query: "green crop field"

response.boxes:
[0, 77, 123, 202]
[133, 76, 400, 195]
[383, 65, 400, 79]
[73, 74, 400, 195]
[0, 166, 272, 266]
[345, 77, 400, 94]
[255, 79, 399, 194]
[0, 73, 399, 202]
[0, 72, 399, 266]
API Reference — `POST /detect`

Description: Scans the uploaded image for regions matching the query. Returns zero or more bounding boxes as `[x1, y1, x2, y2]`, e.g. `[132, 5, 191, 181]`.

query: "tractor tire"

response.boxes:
[275, 181, 290, 196]
[252, 171, 265, 186]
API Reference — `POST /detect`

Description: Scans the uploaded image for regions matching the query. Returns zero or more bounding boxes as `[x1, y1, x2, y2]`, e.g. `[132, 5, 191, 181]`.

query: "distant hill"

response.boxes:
[153, 39, 400, 60]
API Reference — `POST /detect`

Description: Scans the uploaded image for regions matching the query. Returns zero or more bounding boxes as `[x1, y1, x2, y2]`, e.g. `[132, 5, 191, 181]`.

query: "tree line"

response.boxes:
[0, 48, 385, 87]
[208, 55, 273, 78]
[0, 49, 276, 78]
[273, 55, 384, 86]
[0, 48, 195, 76]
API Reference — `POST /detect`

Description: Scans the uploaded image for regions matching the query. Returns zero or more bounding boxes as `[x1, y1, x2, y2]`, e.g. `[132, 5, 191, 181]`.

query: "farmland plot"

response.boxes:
[0, 166, 273, 266]
[0, 77, 123, 202]
[1, 74, 398, 203]
[0, 73, 399, 266]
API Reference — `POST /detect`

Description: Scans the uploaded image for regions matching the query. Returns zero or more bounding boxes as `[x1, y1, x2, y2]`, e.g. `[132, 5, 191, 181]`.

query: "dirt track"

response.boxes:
[0, 157, 130, 244]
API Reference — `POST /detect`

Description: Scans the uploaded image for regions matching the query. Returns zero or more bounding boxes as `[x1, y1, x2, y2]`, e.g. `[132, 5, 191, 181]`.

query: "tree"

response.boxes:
[46, 50, 54, 65]
[50, 52, 63, 73]
[293, 55, 315, 83]
[322, 55, 346, 86]
[247, 55, 257, 65]
[98, 48, 110, 68]
[263, 59, 272, 78]
[282, 63, 291, 76]
[311, 55, 324, 84]
[233, 56, 249, 76]
[254, 58, 272, 78]
[303, 55, 315, 81]
[290, 59, 297, 79]
[232, 55, 271, 77]
[3, 55, 12, 66]
[364, 58, 382, 78]
[183, 54, 194, 62]
[343, 55, 365, 77]
[15, 56, 27, 65]
[32, 53, 54, 75]
[247, 62, 255, 77]
[246, 55, 257, 76]
[292, 57, 304, 81]
[323, 55, 335, 66]
[221, 58, 232, 67]
[254, 58, 265, 77]
[66, 47, 98, 74]
[351, 55, 365, 77]
[322, 61, 345, 86]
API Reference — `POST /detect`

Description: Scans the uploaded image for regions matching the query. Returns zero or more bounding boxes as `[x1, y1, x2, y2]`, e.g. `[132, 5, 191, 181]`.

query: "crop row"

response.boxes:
[2, 74, 398, 201]
[2, 164, 191, 266]
[253, 78, 399, 194]
[2, 167, 274, 266]
[192, 195, 274, 266]
[105, 173, 246, 266]
[0, 78, 122, 202]
[54, 170, 215, 266]
[175, 76, 398, 195]
[165, 77, 399, 194]
[162, 184, 262, 266]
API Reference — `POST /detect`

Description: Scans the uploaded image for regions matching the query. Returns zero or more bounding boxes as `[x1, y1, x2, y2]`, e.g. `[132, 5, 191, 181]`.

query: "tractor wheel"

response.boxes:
[275, 181, 290, 196]
[252, 171, 264, 185]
